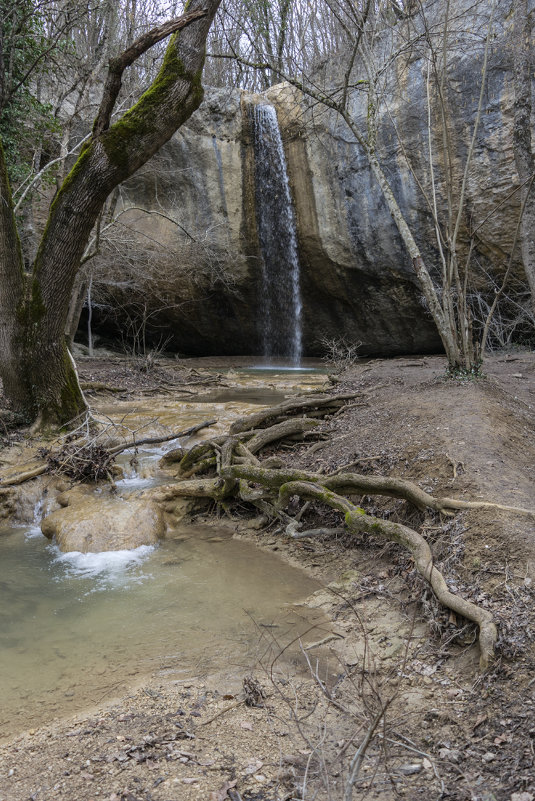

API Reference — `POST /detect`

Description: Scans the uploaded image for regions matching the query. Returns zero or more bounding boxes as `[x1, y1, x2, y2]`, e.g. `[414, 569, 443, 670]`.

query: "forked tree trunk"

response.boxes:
[0, 0, 221, 425]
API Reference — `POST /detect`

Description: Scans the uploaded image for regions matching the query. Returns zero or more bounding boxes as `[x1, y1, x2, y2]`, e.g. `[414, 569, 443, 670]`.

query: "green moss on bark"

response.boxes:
[58, 351, 86, 423]
[101, 38, 204, 175]
[34, 346, 86, 427]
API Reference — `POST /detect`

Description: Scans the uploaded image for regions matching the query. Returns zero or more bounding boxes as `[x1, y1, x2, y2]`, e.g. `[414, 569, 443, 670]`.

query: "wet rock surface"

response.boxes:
[41, 496, 165, 553]
[89, 0, 519, 360]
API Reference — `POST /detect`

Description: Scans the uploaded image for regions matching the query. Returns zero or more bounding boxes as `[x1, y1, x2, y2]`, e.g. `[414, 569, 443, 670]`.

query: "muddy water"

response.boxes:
[0, 368, 329, 741]
[0, 522, 325, 741]
[95, 367, 329, 443]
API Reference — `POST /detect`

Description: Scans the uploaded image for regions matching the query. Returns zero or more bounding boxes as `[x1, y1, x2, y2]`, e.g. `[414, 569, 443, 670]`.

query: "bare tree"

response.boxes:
[205, 0, 350, 90]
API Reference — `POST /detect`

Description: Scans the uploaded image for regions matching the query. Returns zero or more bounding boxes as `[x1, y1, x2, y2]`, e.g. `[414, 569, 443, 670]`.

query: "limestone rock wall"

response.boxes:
[92, 0, 523, 357]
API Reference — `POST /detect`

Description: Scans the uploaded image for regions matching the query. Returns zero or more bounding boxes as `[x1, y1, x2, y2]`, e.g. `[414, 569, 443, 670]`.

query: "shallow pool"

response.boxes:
[0, 522, 324, 740]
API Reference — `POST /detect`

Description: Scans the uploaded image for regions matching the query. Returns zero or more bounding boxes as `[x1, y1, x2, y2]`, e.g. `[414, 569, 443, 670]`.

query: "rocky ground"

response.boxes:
[1, 351, 535, 801]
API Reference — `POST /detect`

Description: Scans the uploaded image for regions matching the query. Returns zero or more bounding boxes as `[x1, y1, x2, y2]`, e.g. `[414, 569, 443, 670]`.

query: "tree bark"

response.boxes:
[0, 0, 221, 425]
[0, 142, 31, 412]
[512, 0, 535, 315]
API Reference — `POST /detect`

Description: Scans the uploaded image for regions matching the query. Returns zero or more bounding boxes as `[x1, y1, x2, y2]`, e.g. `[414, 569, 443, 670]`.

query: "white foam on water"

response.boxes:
[25, 524, 45, 540]
[115, 475, 157, 490]
[50, 544, 155, 591]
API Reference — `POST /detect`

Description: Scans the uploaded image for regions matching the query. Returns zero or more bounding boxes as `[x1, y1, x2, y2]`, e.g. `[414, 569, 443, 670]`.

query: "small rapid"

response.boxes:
[0, 367, 329, 741]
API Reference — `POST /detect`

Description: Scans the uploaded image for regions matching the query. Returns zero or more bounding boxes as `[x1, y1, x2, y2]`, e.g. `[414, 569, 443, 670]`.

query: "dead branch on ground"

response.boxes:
[0, 420, 216, 486]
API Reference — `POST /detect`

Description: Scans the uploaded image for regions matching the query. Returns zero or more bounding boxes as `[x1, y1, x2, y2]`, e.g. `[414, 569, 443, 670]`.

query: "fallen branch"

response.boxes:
[0, 421, 217, 487]
[80, 382, 126, 393]
[108, 419, 216, 456]
[198, 699, 245, 727]
[0, 465, 47, 486]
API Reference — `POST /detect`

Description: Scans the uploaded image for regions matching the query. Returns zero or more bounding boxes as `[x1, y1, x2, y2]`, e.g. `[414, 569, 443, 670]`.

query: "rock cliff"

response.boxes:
[90, 0, 523, 358]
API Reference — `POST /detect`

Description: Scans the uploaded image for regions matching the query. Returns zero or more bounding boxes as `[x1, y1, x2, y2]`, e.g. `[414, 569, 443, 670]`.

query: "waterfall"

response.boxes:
[252, 104, 302, 364]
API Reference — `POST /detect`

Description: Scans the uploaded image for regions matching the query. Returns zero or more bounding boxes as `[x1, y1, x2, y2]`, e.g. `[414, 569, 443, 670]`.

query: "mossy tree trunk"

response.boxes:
[0, 0, 221, 425]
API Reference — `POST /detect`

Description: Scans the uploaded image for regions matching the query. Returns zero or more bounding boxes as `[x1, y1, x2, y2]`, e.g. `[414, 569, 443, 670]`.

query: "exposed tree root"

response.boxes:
[223, 464, 535, 518]
[151, 476, 236, 503]
[149, 392, 535, 671]
[228, 393, 361, 434]
[169, 418, 321, 479]
[275, 481, 497, 671]
[153, 460, 502, 667]
[244, 418, 320, 454]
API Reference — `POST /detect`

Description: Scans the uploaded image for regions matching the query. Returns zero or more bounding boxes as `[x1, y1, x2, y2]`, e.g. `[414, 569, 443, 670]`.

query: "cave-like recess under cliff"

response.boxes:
[86, 0, 521, 358]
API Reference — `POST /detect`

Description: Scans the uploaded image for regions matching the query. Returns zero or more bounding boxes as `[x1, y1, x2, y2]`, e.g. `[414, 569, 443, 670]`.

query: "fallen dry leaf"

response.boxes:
[472, 713, 488, 730]
[209, 779, 238, 801]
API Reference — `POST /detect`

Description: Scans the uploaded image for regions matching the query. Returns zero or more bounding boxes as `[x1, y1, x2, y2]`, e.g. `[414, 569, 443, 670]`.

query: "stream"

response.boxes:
[0, 367, 330, 741]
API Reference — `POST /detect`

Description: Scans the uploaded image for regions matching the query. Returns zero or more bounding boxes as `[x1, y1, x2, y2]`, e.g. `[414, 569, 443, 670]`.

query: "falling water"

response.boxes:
[252, 104, 302, 364]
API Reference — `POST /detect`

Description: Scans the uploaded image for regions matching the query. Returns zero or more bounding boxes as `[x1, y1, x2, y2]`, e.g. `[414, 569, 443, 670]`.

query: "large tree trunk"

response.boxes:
[0, 0, 221, 425]
[0, 143, 32, 416]
[513, 0, 535, 315]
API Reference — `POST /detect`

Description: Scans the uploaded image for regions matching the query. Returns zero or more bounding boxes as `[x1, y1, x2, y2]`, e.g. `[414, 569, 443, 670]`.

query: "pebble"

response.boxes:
[398, 763, 422, 775]
[438, 748, 461, 763]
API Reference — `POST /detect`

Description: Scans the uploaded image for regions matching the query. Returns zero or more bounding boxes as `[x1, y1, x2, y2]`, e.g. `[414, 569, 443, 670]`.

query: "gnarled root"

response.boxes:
[229, 392, 361, 434]
[275, 480, 497, 671]
[150, 476, 236, 503]
[149, 398, 528, 671]
[225, 464, 535, 518]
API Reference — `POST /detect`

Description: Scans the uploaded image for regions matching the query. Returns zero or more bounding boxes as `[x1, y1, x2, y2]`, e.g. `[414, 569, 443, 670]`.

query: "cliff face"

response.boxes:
[96, 0, 522, 358]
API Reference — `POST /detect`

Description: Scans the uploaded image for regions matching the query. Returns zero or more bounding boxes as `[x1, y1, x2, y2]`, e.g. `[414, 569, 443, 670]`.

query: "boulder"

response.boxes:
[41, 496, 165, 553]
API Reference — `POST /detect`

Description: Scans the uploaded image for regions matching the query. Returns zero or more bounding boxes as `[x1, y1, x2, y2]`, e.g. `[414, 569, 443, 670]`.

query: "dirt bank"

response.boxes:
[1, 352, 535, 801]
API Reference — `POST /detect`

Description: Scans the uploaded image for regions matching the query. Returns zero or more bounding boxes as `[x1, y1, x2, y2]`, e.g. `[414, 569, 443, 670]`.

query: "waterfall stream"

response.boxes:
[252, 104, 302, 364]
